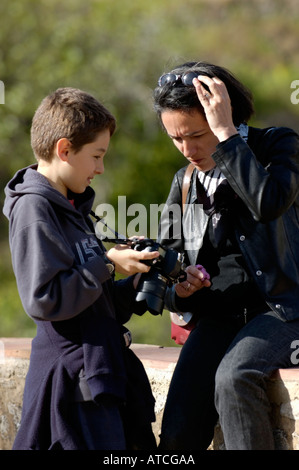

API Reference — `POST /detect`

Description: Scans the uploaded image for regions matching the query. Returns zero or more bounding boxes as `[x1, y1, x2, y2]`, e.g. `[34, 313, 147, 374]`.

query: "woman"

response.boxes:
[154, 61, 299, 450]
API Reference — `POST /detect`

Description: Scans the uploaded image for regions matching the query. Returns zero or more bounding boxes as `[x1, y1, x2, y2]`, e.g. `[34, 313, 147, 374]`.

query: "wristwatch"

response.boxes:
[103, 253, 115, 275]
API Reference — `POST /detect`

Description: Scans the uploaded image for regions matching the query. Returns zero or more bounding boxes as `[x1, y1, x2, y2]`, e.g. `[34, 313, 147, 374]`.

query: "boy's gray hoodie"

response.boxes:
[3, 165, 154, 449]
[4, 164, 114, 321]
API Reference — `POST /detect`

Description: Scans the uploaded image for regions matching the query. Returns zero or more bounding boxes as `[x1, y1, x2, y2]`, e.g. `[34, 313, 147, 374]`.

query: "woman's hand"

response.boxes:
[106, 244, 160, 276]
[193, 75, 236, 142]
[175, 264, 211, 298]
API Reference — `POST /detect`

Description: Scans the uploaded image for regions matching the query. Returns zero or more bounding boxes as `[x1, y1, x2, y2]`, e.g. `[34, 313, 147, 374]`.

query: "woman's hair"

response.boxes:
[31, 87, 116, 161]
[153, 61, 254, 126]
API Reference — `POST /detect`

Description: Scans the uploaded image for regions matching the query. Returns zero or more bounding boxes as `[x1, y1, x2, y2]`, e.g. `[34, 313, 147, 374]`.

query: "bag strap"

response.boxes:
[182, 163, 195, 214]
[169, 163, 196, 337]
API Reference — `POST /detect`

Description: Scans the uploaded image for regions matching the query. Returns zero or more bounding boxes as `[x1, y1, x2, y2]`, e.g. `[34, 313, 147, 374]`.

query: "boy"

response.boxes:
[3, 87, 160, 450]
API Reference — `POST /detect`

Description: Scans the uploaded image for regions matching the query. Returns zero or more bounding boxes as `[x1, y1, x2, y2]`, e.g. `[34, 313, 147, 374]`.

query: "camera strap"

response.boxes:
[182, 164, 195, 214]
[89, 210, 130, 244]
[170, 164, 196, 339]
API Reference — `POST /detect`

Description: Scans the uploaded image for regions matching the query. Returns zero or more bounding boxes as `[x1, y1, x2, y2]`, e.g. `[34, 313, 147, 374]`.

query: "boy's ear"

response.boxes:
[56, 138, 72, 162]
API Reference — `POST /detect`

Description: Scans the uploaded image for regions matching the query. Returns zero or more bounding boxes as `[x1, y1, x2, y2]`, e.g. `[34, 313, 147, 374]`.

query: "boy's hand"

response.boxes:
[175, 264, 211, 298]
[106, 244, 160, 276]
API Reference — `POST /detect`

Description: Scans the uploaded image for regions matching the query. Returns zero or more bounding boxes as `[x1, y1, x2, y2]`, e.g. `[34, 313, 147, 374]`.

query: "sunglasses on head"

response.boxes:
[158, 71, 199, 87]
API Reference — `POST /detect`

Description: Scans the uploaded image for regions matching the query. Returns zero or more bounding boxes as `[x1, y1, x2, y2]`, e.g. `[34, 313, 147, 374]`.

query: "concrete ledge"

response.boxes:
[0, 338, 299, 450]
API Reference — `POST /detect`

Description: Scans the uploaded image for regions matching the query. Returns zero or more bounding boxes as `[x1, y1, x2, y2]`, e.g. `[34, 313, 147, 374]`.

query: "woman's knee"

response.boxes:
[215, 357, 234, 396]
[215, 356, 266, 403]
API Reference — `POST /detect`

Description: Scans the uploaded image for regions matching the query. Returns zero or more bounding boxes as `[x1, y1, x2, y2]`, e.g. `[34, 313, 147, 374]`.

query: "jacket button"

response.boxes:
[240, 235, 245, 241]
[256, 270, 262, 276]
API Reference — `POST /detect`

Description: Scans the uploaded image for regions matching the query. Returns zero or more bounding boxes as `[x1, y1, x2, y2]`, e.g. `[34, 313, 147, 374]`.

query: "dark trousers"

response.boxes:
[159, 310, 299, 450]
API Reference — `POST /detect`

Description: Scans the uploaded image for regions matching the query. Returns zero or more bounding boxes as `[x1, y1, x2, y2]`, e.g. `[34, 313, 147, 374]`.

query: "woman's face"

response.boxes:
[161, 108, 219, 172]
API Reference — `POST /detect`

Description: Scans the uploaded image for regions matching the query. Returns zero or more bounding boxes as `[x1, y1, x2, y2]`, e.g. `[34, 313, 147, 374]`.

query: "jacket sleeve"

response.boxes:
[9, 198, 111, 322]
[112, 276, 149, 324]
[212, 128, 299, 222]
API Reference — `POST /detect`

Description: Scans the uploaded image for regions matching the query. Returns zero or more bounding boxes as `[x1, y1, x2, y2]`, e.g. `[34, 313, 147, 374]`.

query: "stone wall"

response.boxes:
[0, 338, 299, 450]
[0, 338, 31, 450]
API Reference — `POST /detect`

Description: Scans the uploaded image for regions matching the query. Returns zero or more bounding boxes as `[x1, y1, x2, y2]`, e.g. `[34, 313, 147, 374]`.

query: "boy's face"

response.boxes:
[58, 129, 111, 195]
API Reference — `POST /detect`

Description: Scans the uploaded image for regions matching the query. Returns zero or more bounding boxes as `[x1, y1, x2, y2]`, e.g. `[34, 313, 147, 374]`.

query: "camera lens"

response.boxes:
[136, 270, 168, 315]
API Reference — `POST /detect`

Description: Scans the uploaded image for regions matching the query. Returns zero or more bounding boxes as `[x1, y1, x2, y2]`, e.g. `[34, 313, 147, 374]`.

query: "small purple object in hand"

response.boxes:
[196, 264, 210, 281]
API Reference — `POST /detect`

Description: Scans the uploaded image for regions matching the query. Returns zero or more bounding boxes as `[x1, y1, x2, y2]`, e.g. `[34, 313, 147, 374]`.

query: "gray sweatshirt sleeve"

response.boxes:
[10, 208, 111, 322]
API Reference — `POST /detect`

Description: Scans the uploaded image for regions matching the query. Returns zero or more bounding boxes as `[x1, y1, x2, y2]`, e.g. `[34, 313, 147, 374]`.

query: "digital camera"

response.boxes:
[131, 238, 186, 315]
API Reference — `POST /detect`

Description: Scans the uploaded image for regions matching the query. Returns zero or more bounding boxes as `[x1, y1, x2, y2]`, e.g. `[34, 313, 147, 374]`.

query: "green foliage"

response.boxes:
[126, 310, 181, 348]
[1, 0, 299, 343]
[0, 240, 36, 337]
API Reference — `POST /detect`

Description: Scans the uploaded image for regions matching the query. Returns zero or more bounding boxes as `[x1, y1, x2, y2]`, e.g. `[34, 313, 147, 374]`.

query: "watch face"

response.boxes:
[102, 253, 115, 275]
[106, 263, 115, 275]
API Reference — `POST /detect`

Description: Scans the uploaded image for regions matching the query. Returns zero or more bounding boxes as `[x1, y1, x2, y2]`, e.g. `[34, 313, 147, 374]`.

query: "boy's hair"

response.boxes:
[154, 61, 254, 127]
[31, 87, 116, 161]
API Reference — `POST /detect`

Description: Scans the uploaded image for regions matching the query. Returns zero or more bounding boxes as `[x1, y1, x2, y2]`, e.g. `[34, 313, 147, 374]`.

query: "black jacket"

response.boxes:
[159, 126, 299, 321]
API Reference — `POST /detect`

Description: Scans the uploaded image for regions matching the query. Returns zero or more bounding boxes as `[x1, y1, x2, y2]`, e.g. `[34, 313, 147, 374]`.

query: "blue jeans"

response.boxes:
[159, 310, 299, 450]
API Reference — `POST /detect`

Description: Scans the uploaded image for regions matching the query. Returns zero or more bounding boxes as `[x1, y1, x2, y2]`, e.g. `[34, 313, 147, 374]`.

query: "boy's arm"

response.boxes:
[105, 244, 159, 276]
[11, 218, 111, 322]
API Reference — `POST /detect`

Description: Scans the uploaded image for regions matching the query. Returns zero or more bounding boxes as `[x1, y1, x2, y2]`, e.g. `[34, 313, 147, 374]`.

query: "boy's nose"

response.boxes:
[96, 160, 104, 174]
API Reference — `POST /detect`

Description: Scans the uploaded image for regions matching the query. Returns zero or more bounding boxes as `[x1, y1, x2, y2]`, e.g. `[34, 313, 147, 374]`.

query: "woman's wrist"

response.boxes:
[215, 127, 237, 142]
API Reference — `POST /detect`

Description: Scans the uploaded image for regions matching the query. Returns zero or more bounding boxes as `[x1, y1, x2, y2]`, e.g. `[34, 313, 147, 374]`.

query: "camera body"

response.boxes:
[131, 238, 186, 315]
